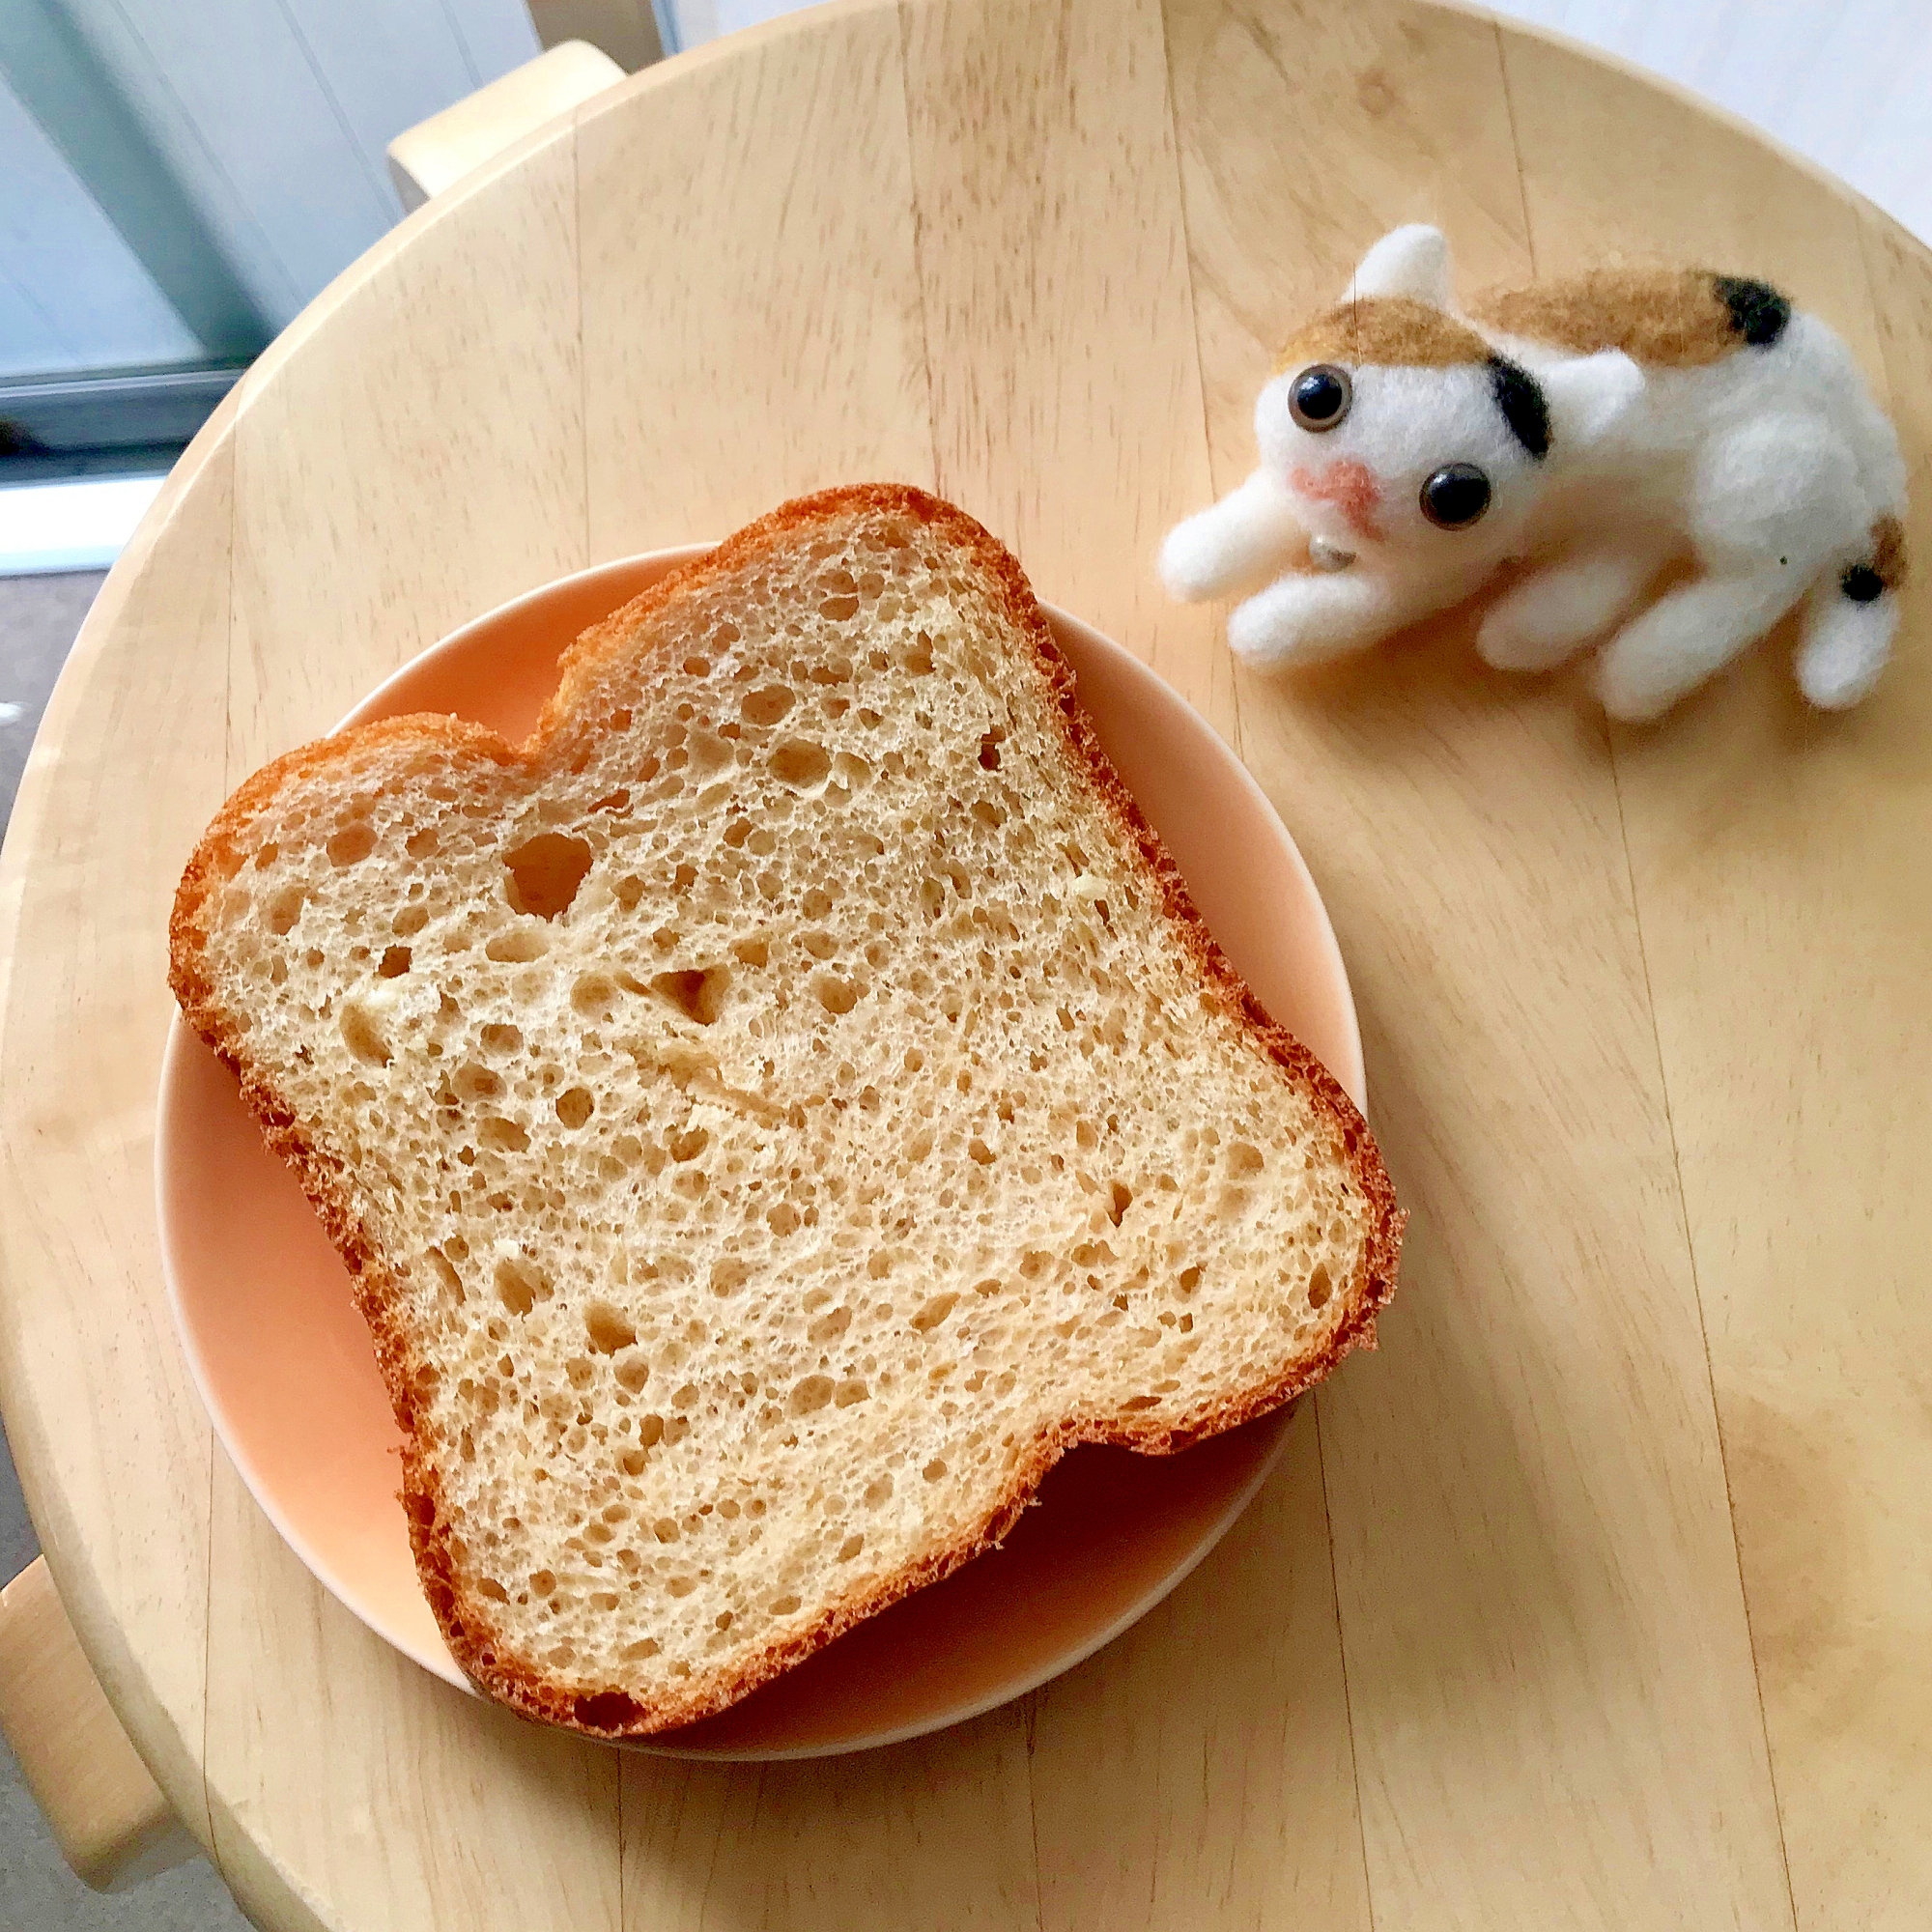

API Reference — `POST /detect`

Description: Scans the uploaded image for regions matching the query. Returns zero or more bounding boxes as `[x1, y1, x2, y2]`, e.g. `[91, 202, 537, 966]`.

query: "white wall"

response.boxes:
[1491, 0, 1932, 243]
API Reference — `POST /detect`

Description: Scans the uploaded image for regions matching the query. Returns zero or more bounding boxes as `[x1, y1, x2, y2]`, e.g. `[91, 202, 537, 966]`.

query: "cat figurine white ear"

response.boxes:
[1344, 223, 1451, 305]
[1160, 224, 1907, 717]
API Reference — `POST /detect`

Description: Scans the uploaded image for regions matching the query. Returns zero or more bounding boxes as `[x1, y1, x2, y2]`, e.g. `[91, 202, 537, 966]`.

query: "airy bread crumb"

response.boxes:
[170, 485, 1400, 1737]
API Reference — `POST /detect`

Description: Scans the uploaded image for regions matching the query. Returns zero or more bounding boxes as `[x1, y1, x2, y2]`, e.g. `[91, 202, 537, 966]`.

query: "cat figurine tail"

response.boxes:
[1160, 222, 1908, 718]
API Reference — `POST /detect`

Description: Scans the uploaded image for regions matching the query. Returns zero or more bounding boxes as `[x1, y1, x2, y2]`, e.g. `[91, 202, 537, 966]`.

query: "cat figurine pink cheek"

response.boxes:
[1160, 224, 1907, 718]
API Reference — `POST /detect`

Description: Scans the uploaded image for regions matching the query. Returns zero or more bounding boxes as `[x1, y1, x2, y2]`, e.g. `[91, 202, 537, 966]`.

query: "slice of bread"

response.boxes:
[170, 485, 1401, 1737]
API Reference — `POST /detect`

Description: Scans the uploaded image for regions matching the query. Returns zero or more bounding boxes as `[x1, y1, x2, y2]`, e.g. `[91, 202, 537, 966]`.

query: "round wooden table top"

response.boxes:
[2, 1, 1927, 1925]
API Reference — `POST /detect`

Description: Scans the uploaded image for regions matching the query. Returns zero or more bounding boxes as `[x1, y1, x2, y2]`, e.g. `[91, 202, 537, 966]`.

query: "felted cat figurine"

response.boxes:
[1159, 225, 1907, 718]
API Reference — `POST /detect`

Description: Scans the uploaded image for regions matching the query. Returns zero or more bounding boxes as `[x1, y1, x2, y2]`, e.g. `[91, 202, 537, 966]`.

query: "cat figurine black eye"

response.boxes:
[1419, 464, 1491, 528]
[1288, 364, 1351, 431]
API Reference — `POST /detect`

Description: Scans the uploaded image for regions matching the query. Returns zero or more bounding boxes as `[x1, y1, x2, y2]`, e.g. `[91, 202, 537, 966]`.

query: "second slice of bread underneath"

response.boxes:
[171, 486, 1401, 1736]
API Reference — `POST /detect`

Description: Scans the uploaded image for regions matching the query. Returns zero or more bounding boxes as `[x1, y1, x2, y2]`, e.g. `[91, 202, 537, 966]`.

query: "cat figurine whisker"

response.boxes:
[1159, 223, 1907, 718]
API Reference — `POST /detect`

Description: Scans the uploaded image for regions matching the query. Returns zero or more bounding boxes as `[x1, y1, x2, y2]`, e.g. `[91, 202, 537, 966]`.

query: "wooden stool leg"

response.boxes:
[385, 40, 624, 210]
[0, 1557, 201, 1892]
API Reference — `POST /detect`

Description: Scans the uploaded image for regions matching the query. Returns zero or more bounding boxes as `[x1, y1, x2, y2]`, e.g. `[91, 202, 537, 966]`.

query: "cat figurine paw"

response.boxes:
[1159, 224, 1907, 718]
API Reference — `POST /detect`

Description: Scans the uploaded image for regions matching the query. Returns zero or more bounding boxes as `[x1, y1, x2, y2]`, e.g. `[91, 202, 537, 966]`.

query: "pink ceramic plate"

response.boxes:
[157, 550, 1363, 1759]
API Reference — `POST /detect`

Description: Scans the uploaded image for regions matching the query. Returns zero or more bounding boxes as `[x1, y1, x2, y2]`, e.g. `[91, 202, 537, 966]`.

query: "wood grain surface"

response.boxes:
[0, 1, 1925, 1926]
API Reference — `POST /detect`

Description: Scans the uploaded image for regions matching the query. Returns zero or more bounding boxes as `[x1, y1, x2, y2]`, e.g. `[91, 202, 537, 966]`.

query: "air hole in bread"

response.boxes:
[812, 973, 859, 1016]
[583, 1303, 636, 1354]
[378, 945, 412, 979]
[495, 1256, 547, 1316]
[455, 1062, 501, 1103]
[327, 821, 377, 867]
[486, 927, 547, 963]
[808, 1306, 851, 1344]
[555, 1087, 594, 1129]
[789, 1376, 834, 1415]
[769, 739, 831, 789]
[652, 966, 731, 1025]
[504, 832, 593, 921]
[830, 752, 870, 793]
[574, 1690, 642, 1730]
[266, 887, 305, 937]
[571, 974, 617, 1020]
[741, 686, 794, 727]
[688, 729, 732, 776]
[338, 999, 390, 1066]
[425, 1250, 464, 1303]
[1307, 1263, 1333, 1310]
[911, 1293, 957, 1333]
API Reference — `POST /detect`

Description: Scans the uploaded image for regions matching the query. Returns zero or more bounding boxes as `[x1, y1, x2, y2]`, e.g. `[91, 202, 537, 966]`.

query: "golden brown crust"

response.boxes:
[1274, 296, 1492, 374]
[169, 484, 1403, 1739]
[1468, 268, 1750, 367]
